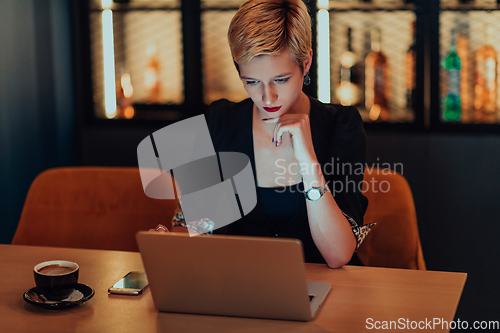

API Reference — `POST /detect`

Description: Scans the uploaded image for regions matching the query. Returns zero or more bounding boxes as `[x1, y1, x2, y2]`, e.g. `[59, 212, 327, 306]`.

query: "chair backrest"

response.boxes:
[356, 168, 426, 270]
[12, 167, 178, 252]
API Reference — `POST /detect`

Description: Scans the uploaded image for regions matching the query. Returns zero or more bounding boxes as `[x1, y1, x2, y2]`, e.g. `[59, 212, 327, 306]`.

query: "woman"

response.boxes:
[157, 0, 373, 268]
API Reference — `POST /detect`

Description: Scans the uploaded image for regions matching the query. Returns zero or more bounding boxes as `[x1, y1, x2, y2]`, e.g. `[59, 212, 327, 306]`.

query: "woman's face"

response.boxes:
[237, 50, 311, 117]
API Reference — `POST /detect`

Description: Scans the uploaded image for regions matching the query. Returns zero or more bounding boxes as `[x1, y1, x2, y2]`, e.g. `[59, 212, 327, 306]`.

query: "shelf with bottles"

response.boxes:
[88, 0, 250, 120]
[89, 0, 184, 119]
[439, 5, 500, 124]
[201, 1, 248, 105]
[327, 2, 419, 123]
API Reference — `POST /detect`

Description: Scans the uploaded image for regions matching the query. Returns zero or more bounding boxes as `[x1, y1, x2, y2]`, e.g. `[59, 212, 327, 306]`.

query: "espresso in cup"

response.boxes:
[38, 264, 76, 275]
[34, 260, 79, 290]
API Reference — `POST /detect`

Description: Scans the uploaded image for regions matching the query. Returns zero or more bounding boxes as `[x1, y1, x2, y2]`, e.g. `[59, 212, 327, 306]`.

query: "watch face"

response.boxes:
[307, 189, 321, 201]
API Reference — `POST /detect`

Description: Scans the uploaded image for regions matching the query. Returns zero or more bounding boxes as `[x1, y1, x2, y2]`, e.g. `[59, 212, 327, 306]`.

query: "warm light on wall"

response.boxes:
[317, 1, 330, 104]
[102, 8, 117, 119]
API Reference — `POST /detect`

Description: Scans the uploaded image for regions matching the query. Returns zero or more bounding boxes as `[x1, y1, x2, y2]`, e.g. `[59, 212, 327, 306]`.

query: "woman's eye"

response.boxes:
[275, 78, 289, 84]
[245, 80, 258, 85]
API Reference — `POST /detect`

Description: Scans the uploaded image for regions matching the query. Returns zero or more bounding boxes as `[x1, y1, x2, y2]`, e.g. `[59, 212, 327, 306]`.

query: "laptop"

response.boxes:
[136, 231, 331, 321]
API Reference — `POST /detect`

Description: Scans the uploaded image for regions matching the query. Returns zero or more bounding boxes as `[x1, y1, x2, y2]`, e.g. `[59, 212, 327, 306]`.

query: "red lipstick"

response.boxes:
[263, 106, 282, 112]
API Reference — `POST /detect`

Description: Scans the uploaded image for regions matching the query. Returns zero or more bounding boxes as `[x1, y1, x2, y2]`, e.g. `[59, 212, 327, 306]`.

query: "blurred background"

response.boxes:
[1, 0, 499, 325]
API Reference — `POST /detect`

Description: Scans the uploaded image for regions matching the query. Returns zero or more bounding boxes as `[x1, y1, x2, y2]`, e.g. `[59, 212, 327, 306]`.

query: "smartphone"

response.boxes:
[108, 271, 149, 295]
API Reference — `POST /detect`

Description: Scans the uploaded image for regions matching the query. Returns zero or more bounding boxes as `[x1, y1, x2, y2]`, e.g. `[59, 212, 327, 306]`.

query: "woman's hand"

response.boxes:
[149, 224, 170, 232]
[262, 114, 316, 164]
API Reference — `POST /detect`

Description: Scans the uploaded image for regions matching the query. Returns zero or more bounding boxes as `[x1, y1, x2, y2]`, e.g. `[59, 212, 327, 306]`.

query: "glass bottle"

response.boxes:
[405, 21, 416, 112]
[456, 15, 471, 123]
[144, 43, 161, 104]
[365, 26, 390, 121]
[336, 27, 361, 107]
[457, 33, 470, 122]
[444, 29, 461, 121]
[474, 23, 498, 123]
[116, 72, 134, 119]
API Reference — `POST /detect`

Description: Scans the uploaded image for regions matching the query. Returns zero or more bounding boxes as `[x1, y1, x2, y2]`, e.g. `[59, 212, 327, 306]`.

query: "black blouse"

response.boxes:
[200, 96, 370, 265]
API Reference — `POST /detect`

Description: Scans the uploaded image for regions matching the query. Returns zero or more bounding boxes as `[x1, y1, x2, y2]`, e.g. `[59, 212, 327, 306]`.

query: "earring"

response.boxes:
[303, 72, 311, 86]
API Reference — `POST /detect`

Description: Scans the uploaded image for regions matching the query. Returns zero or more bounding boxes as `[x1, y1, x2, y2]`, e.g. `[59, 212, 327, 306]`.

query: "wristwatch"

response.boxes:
[303, 183, 329, 201]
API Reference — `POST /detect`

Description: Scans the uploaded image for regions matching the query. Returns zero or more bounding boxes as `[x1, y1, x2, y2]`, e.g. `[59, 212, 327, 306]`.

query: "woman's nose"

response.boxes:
[262, 84, 277, 105]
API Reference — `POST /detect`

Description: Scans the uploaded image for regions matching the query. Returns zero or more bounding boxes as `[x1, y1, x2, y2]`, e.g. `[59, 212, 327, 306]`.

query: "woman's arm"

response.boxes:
[264, 107, 368, 268]
[300, 161, 357, 268]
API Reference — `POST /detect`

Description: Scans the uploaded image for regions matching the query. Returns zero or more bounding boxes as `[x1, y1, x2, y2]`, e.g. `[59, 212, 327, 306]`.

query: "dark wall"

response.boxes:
[0, 0, 77, 244]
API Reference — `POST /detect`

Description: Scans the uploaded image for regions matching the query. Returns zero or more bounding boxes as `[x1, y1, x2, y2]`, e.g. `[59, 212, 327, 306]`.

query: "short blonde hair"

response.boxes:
[228, 0, 312, 71]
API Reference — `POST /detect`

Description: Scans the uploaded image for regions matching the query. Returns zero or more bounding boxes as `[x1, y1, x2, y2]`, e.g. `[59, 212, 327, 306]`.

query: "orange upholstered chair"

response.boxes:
[12, 167, 179, 252]
[356, 168, 426, 270]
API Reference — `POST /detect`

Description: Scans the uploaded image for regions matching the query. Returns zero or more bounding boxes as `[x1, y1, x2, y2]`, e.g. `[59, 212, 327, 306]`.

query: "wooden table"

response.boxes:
[0, 244, 466, 332]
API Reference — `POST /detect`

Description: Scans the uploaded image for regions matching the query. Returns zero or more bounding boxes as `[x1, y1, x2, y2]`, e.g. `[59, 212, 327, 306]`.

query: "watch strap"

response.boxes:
[303, 183, 329, 201]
